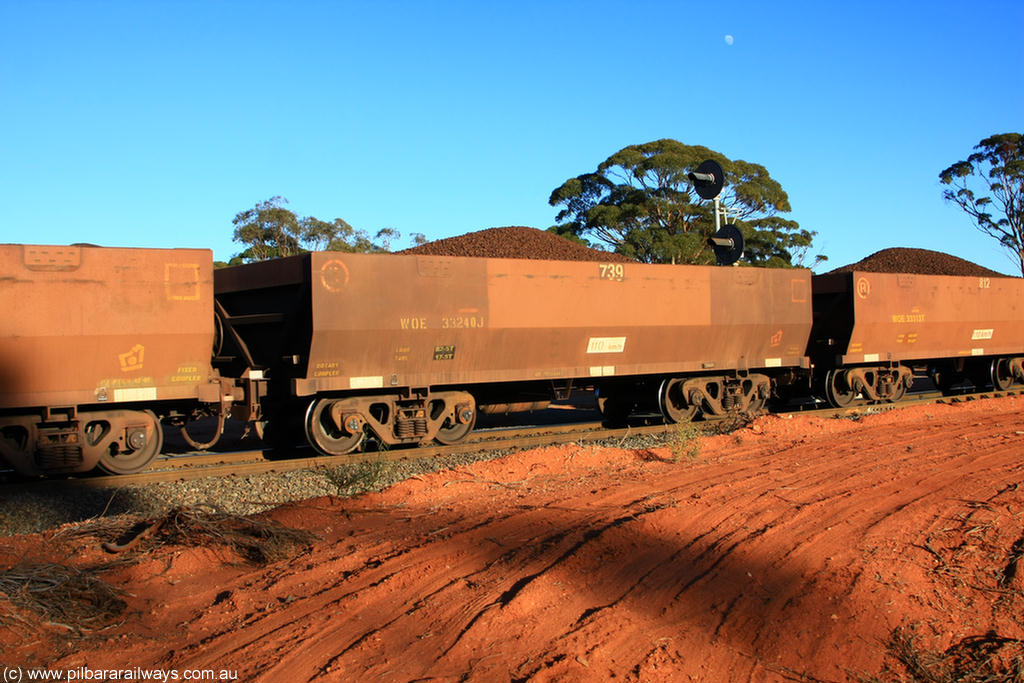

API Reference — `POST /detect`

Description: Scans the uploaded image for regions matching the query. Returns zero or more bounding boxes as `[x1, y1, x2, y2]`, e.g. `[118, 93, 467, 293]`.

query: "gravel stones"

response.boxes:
[0, 449, 517, 537]
[399, 226, 634, 262]
[0, 424, 707, 537]
[828, 247, 1010, 277]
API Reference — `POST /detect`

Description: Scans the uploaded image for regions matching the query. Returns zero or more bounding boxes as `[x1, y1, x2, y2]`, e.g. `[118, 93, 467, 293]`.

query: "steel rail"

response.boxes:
[12, 420, 670, 489]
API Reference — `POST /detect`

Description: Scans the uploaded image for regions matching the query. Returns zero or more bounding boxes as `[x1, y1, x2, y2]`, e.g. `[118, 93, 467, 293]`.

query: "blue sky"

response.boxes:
[1, 1, 1022, 273]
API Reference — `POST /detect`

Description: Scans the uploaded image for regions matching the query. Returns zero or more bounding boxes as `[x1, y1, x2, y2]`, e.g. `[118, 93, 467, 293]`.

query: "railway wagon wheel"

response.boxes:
[434, 409, 476, 445]
[884, 369, 910, 402]
[432, 394, 476, 445]
[658, 378, 698, 423]
[991, 358, 1016, 391]
[824, 370, 858, 408]
[305, 398, 364, 456]
[94, 410, 164, 475]
[887, 376, 908, 402]
[745, 391, 768, 414]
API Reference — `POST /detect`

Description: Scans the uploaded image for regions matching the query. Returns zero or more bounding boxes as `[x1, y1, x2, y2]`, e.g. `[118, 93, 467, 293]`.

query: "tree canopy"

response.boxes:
[547, 139, 822, 268]
[939, 133, 1024, 277]
[227, 197, 417, 265]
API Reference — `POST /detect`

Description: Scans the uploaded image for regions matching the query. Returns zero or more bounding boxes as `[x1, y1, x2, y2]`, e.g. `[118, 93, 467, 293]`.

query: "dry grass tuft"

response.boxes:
[668, 422, 702, 463]
[63, 505, 318, 566]
[859, 628, 1024, 683]
[132, 505, 317, 565]
[0, 562, 125, 633]
[705, 410, 758, 435]
[324, 458, 392, 495]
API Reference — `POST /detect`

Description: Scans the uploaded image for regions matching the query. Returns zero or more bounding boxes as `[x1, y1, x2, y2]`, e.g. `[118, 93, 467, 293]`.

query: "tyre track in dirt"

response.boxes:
[15, 397, 1024, 682]
[208, 408, 1016, 679]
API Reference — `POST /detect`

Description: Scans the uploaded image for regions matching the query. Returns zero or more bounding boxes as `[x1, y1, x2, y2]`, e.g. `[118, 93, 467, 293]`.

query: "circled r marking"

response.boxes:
[321, 259, 350, 292]
[856, 277, 870, 299]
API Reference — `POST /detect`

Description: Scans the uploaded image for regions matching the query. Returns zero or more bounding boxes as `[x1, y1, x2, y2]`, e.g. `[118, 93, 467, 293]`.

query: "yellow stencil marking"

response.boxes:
[165, 263, 201, 301]
[119, 344, 145, 372]
[320, 259, 350, 292]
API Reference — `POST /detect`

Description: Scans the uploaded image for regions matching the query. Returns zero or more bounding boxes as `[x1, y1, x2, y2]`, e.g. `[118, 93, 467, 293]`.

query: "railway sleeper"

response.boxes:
[303, 390, 476, 456]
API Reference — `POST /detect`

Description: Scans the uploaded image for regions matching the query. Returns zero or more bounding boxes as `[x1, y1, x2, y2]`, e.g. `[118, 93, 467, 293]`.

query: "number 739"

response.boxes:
[599, 263, 625, 282]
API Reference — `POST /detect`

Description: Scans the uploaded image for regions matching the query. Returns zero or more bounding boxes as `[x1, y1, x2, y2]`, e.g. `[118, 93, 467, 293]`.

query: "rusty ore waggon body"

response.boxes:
[810, 271, 1024, 405]
[214, 252, 814, 455]
[0, 244, 235, 476]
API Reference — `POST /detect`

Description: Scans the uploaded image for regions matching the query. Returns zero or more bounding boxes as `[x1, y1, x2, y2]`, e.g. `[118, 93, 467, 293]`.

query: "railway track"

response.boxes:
[1, 419, 666, 489]
[3, 387, 1020, 491]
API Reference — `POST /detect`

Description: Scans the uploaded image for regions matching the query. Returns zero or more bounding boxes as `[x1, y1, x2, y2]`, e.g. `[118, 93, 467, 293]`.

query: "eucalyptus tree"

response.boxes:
[229, 196, 399, 265]
[939, 133, 1024, 276]
[548, 139, 822, 268]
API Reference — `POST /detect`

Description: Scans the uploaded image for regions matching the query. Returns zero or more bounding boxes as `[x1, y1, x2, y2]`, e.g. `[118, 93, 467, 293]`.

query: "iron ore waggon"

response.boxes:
[5, 240, 1024, 478]
[0, 244, 236, 476]
[214, 252, 814, 455]
[809, 270, 1024, 405]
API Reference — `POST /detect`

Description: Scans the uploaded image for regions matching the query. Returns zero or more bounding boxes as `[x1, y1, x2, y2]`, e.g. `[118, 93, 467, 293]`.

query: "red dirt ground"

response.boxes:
[3, 397, 1024, 682]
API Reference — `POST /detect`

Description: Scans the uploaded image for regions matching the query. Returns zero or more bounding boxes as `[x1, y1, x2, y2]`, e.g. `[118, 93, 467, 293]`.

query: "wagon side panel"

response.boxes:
[0, 244, 216, 410]
[296, 254, 812, 395]
[815, 271, 1024, 365]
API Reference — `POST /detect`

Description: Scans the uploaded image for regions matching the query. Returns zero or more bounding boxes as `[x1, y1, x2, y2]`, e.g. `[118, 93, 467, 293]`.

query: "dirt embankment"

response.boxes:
[3, 397, 1024, 682]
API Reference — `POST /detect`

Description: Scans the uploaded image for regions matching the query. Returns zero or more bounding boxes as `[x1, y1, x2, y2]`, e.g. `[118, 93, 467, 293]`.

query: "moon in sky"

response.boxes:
[724, 34, 734, 45]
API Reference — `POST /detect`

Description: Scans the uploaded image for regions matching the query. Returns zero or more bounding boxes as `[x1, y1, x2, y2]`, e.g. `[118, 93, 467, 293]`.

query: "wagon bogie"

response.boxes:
[680, 374, 771, 417]
[820, 365, 912, 408]
[599, 371, 771, 424]
[300, 389, 477, 455]
[0, 407, 164, 475]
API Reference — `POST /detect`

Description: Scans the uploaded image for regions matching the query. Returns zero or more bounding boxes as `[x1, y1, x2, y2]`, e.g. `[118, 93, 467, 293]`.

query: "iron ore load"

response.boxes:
[1, 232, 1023, 477]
